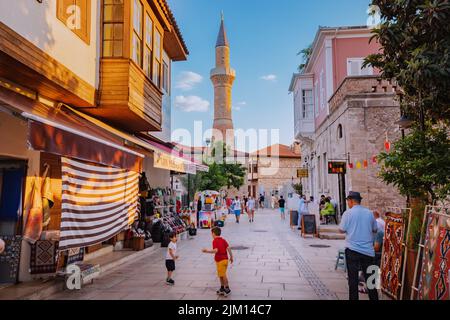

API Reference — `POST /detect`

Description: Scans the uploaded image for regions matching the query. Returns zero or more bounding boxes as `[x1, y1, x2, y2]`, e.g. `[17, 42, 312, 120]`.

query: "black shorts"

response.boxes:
[166, 260, 175, 272]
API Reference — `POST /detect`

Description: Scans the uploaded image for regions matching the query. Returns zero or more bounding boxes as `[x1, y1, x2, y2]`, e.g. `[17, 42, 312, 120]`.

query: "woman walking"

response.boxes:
[247, 197, 256, 223]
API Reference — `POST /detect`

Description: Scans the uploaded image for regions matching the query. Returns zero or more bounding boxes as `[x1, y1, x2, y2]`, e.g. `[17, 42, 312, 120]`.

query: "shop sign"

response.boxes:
[154, 152, 186, 173]
[184, 163, 197, 175]
[297, 169, 309, 178]
[328, 161, 347, 174]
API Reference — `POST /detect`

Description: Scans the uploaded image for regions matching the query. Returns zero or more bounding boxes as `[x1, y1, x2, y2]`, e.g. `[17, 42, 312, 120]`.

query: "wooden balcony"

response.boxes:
[85, 58, 163, 133]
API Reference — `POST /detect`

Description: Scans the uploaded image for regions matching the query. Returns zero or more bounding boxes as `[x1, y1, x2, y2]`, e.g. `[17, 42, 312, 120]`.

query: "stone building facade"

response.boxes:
[299, 77, 406, 214]
[248, 144, 302, 202]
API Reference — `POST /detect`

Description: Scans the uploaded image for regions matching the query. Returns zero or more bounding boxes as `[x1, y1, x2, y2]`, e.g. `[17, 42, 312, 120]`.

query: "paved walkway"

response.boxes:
[47, 209, 356, 300]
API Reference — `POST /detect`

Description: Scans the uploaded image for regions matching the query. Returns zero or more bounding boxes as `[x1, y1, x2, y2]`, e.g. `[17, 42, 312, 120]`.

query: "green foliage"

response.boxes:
[297, 44, 313, 73]
[364, 0, 450, 123]
[292, 183, 303, 195]
[187, 141, 246, 193]
[378, 124, 450, 201]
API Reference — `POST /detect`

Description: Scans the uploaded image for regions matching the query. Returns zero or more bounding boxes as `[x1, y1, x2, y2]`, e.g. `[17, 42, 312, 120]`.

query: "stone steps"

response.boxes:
[318, 225, 345, 240]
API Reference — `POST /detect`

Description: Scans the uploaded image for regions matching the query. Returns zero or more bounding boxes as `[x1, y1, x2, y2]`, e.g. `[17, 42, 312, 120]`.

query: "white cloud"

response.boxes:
[260, 74, 277, 81]
[174, 95, 210, 113]
[233, 101, 247, 111]
[175, 71, 203, 91]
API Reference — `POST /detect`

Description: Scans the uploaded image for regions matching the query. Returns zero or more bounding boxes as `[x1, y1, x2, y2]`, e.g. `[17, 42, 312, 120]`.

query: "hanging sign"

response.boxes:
[328, 162, 347, 174]
[297, 169, 309, 178]
[154, 152, 186, 173]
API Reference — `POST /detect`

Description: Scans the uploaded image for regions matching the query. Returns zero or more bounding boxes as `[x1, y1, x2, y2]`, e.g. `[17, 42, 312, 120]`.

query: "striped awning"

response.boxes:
[59, 157, 139, 251]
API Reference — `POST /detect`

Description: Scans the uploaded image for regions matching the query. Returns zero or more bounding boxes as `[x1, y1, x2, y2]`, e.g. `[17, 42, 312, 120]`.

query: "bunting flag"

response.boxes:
[385, 132, 391, 152]
[59, 157, 139, 251]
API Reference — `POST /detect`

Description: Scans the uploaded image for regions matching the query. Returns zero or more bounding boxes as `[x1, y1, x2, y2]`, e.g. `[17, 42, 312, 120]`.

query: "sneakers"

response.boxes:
[166, 278, 175, 286]
[217, 287, 231, 297]
[216, 287, 226, 296]
[223, 287, 231, 297]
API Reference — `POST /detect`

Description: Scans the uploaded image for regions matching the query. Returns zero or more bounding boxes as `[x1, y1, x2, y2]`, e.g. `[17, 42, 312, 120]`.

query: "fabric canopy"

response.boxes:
[59, 157, 139, 251]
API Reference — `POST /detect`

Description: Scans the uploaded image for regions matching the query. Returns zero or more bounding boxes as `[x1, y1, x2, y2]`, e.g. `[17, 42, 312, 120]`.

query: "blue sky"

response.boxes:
[167, 0, 372, 151]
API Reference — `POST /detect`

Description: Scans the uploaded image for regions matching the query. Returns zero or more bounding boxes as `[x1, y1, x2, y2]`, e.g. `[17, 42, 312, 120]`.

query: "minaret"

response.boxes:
[211, 13, 235, 147]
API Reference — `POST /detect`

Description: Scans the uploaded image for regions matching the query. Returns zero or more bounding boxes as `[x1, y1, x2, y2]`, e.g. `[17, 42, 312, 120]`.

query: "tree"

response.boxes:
[297, 44, 313, 73]
[364, 0, 450, 124]
[292, 183, 303, 195]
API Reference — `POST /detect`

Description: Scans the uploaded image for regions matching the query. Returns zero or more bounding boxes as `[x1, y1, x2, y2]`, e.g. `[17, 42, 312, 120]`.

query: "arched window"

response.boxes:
[337, 124, 343, 140]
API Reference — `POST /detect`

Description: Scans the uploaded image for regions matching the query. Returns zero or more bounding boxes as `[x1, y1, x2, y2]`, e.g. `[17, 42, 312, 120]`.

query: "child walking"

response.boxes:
[165, 232, 179, 285]
[202, 227, 234, 297]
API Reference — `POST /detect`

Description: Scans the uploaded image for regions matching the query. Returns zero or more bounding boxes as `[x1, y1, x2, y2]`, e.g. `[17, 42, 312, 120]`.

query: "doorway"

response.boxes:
[0, 159, 27, 284]
[338, 173, 347, 217]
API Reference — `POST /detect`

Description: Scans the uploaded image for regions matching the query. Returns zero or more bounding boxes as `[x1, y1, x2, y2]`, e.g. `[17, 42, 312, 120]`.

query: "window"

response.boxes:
[302, 89, 313, 119]
[319, 70, 325, 110]
[144, 13, 153, 78]
[314, 82, 319, 117]
[132, 0, 143, 67]
[57, 0, 91, 44]
[162, 60, 169, 93]
[153, 29, 162, 87]
[337, 124, 343, 139]
[347, 58, 373, 76]
[102, 0, 124, 57]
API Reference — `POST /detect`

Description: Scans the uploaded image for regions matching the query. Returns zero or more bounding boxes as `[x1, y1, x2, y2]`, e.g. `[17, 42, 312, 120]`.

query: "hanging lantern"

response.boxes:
[348, 162, 354, 169]
[372, 156, 378, 164]
[384, 132, 391, 151]
[356, 161, 362, 169]
[363, 160, 368, 169]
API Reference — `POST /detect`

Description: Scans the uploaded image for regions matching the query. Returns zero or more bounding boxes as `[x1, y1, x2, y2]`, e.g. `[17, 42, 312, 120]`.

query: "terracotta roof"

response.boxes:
[252, 144, 301, 159]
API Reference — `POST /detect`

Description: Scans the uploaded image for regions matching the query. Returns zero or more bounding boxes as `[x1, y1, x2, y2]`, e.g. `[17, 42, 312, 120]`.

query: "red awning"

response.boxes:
[0, 86, 143, 172]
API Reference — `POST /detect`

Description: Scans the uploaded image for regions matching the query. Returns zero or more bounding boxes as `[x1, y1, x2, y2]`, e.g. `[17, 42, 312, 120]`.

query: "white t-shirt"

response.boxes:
[166, 241, 177, 260]
[247, 199, 255, 210]
[233, 200, 241, 210]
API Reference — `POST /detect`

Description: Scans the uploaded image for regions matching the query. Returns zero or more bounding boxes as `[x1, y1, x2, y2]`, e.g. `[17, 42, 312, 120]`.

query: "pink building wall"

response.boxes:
[310, 45, 328, 129]
[333, 37, 381, 89]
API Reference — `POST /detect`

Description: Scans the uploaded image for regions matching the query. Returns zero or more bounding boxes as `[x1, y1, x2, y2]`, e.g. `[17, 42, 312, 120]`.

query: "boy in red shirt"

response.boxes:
[202, 227, 234, 296]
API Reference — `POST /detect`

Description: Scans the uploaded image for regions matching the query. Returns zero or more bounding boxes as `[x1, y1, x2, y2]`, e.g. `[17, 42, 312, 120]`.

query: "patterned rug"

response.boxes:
[66, 247, 85, 265]
[0, 235, 22, 283]
[30, 240, 59, 275]
[418, 211, 450, 300]
[380, 212, 405, 300]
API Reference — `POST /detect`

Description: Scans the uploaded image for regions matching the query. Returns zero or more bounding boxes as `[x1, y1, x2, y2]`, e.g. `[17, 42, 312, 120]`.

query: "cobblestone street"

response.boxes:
[47, 209, 356, 300]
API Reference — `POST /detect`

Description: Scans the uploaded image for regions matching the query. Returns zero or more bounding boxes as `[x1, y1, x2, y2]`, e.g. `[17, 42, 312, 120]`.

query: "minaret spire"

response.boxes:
[216, 12, 229, 47]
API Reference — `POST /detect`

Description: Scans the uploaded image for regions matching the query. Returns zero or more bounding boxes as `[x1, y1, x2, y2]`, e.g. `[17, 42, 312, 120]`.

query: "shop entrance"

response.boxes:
[0, 158, 27, 284]
[338, 173, 347, 217]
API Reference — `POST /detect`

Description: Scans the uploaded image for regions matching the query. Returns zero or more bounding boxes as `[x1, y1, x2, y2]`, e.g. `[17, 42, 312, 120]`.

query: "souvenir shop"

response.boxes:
[0, 91, 203, 286]
[375, 204, 450, 301]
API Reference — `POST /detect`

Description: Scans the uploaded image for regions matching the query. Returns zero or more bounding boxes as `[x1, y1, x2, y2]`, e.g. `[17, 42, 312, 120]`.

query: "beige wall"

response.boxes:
[0, 111, 40, 282]
[0, 0, 100, 87]
[142, 153, 170, 189]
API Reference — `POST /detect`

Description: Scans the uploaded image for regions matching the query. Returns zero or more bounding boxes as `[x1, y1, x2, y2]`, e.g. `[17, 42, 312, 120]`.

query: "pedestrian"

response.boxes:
[243, 195, 248, 214]
[232, 196, 242, 224]
[298, 195, 309, 229]
[271, 194, 275, 209]
[373, 211, 385, 232]
[247, 196, 256, 223]
[202, 227, 234, 297]
[0, 238, 5, 254]
[165, 232, 179, 286]
[278, 196, 286, 220]
[259, 194, 265, 209]
[339, 191, 379, 301]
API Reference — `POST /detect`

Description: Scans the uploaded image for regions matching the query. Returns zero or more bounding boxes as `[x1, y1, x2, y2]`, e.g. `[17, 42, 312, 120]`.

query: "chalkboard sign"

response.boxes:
[301, 215, 317, 237]
[290, 211, 299, 227]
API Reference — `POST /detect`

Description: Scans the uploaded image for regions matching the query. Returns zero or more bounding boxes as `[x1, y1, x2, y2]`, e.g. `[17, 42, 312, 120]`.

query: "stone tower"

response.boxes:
[210, 14, 236, 147]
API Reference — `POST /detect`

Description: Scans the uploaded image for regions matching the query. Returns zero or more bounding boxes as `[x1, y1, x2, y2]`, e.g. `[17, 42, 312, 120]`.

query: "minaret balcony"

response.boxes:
[210, 67, 236, 78]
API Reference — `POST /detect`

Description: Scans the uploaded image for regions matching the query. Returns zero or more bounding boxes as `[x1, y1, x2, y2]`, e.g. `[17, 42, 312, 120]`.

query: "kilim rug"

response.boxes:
[30, 240, 58, 274]
[418, 211, 450, 300]
[67, 247, 85, 265]
[380, 212, 405, 300]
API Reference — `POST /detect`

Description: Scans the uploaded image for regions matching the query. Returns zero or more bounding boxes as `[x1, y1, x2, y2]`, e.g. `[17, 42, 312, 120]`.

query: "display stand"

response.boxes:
[410, 205, 450, 300]
[301, 215, 318, 238]
[380, 207, 412, 300]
